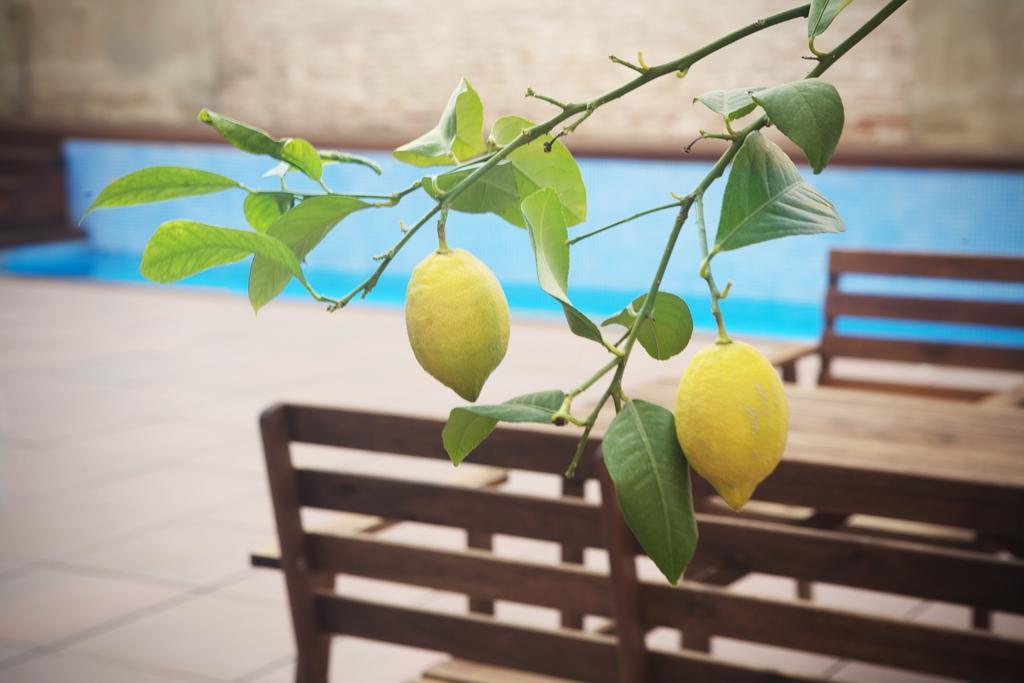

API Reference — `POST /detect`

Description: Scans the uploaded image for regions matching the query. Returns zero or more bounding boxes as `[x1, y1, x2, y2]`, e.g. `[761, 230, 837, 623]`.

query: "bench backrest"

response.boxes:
[260, 404, 1024, 682]
[820, 249, 1024, 398]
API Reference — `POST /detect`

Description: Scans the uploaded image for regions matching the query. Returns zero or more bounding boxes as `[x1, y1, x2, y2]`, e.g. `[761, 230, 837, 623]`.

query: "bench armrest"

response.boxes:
[765, 342, 819, 383]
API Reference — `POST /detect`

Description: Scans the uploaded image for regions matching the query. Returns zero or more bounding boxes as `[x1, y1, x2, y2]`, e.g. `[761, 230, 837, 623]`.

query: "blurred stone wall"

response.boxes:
[1, 0, 1022, 158]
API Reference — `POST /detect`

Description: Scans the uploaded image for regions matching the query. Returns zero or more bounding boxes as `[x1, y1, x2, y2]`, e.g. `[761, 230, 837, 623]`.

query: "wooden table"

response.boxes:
[631, 380, 1024, 545]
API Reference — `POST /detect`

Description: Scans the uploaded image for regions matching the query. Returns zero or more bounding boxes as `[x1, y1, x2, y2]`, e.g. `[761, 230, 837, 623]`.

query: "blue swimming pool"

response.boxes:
[3, 140, 1023, 344]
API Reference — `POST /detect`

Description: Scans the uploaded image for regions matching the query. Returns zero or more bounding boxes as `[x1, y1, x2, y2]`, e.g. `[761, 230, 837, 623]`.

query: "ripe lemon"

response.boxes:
[673, 340, 788, 510]
[405, 248, 510, 402]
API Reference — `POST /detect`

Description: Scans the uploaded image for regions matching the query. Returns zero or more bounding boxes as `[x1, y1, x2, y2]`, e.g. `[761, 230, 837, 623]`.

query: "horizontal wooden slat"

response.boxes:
[826, 290, 1024, 327]
[642, 580, 1023, 681]
[698, 458, 1024, 539]
[316, 595, 818, 683]
[284, 406, 1024, 538]
[694, 514, 1024, 613]
[820, 375, 990, 401]
[306, 532, 613, 617]
[305, 532, 1023, 679]
[295, 468, 1024, 611]
[294, 468, 605, 548]
[830, 249, 1024, 283]
[820, 332, 1024, 370]
[282, 405, 596, 478]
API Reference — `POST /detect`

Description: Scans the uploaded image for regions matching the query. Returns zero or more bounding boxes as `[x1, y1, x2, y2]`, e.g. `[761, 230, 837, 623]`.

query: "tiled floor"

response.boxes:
[0, 276, 1019, 682]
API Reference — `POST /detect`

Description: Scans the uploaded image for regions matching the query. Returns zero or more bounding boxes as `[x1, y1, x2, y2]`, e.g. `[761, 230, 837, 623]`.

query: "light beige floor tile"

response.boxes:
[67, 594, 295, 681]
[73, 517, 270, 587]
[0, 651, 200, 683]
[828, 661, 958, 682]
[0, 442, 165, 506]
[216, 570, 287, 606]
[729, 573, 800, 599]
[910, 601, 971, 629]
[201, 489, 276, 531]
[65, 462, 264, 518]
[247, 637, 447, 683]
[0, 376, 166, 447]
[0, 567, 178, 646]
[0, 498, 172, 563]
[993, 611, 1024, 638]
[0, 642, 27, 665]
[711, 637, 839, 678]
[811, 583, 923, 619]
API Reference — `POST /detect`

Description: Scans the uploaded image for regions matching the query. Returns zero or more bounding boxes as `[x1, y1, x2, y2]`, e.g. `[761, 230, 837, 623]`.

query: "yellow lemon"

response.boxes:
[673, 340, 788, 510]
[405, 248, 510, 402]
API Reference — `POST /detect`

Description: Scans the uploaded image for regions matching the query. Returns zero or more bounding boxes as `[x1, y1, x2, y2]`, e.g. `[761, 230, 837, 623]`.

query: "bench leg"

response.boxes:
[781, 360, 798, 383]
[683, 630, 711, 652]
[295, 571, 333, 683]
[560, 478, 586, 630]
[467, 530, 495, 615]
[797, 580, 814, 601]
[972, 607, 991, 630]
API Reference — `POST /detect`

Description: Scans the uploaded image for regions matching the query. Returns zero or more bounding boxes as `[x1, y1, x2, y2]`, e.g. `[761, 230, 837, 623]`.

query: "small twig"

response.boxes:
[567, 201, 682, 246]
[608, 54, 645, 73]
[525, 87, 569, 110]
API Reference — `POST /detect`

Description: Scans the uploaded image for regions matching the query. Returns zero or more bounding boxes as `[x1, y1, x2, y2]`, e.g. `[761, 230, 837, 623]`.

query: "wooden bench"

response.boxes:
[253, 403, 1023, 682]
[773, 249, 1024, 401]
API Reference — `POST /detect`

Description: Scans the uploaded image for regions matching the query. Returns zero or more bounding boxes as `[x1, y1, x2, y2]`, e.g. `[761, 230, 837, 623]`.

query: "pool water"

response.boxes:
[3, 140, 1023, 345]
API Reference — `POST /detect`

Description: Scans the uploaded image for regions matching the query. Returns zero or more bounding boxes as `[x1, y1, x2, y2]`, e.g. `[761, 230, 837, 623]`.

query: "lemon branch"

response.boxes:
[563, 0, 909, 475]
[321, 4, 812, 309]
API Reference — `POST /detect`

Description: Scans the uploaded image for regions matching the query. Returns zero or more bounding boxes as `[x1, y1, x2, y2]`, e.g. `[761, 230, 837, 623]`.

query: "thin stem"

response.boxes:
[436, 205, 450, 252]
[569, 357, 621, 398]
[696, 193, 731, 343]
[608, 54, 645, 73]
[331, 205, 442, 309]
[525, 87, 570, 110]
[567, 201, 682, 246]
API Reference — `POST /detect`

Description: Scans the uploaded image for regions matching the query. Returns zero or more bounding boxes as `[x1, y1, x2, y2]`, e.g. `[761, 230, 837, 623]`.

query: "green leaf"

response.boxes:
[280, 138, 323, 181]
[198, 108, 282, 157]
[393, 78, 486, 167]
[442, 390, 565, 465]
[82, 167, 240, 220]
[520, 188, 603, 344]
[140, 220, 303, 285]
[521, 188, 570, 300]
[808, 0, 854, 38]
[319, 149, 383, 175]
[752, 79, 844, 174]
[198, 108, 325, 182]
[423, 116, 587, 229]
[602, 292, 693, 361]
[560, 302, 605, 344]
[243, 192, 293, 232]
[602, 400, 698, 585]
[715, 131, 844, 252]
[489, 115, 587, 227]
[248, 195, 368, 311]
[422, 160, 524, 226]
[693, 87, 765, 120]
